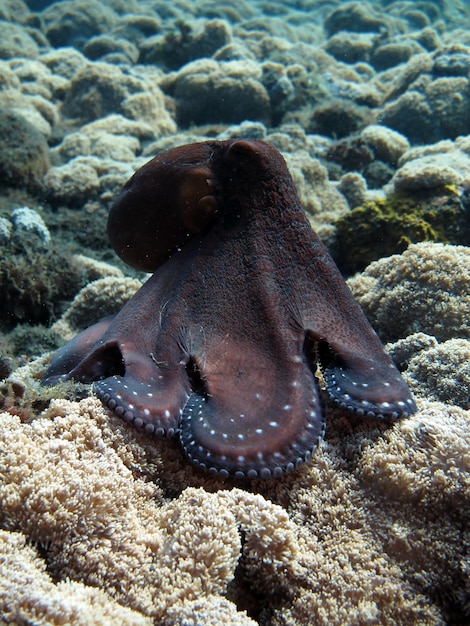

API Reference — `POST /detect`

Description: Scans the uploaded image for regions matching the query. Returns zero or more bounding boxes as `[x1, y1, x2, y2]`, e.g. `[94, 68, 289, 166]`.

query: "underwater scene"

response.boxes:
[0, 0, 470, 623]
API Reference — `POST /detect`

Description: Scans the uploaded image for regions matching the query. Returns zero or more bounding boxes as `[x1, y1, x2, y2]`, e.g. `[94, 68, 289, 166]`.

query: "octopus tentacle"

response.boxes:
[42, 318, 115, 386]
[179, 339, 325, 479]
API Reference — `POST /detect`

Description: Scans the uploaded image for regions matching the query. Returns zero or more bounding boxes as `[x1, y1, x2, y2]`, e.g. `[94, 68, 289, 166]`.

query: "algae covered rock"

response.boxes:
[324, 2, 388, 36]
[140, 19, 231, 70]
[335, 191, 470, 274]
[0, 20, 39, 59]
[0, 109, 49, 193]
[0, 212, 86, 329]
[41, 0, 117, 50]
[380, 45, 470, 144]
[62, 62, 144, 122]
[61, 62, 175, 134]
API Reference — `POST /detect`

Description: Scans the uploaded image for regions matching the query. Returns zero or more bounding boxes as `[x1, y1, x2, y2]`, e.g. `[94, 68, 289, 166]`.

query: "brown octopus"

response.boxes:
[42, 139, 416, 479]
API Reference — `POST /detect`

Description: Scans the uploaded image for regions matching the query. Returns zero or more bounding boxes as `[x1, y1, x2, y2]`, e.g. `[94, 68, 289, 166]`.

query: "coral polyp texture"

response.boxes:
[1, 0, 470, 623]
[0, 392, 468, 624]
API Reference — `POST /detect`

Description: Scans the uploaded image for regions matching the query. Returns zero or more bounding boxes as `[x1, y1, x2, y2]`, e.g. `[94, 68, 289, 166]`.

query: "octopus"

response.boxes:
[42, 139, 416, 479]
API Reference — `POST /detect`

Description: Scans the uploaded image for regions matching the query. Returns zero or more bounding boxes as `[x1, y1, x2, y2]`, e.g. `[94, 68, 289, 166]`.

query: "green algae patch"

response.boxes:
[334, 190, 470, 275]
[0, 232, 87, 331]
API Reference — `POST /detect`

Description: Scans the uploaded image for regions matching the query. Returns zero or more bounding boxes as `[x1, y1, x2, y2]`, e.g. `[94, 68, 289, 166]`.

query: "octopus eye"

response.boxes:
[178, 168, 218, 233]
[106, 142, 218, 272]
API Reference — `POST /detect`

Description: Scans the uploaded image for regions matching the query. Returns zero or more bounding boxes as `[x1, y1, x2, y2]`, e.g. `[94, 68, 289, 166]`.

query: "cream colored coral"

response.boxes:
[1, 345, 469, 624]
[166, 58, 263, 85]
[0, 399, 223, 621]
[0, 87, 54, 137]
[0, 396, 298, 624]
[51, 276, 142, 340]
[405, 337, 470, 409]
[392, 151, 470, 191]
[43, 157, 101, 203]
[72, 254, 125, 281]
[347, 242, 470, 342]
[82, 113, 158, 142]
[157, 487, 240, 601]
[360, 401, 470, 504]
[221, 489, 297, 579]
[0, 391, 468, 623]
[271, 400, 469, 625]
[388, 136, 470, 193]
[361, 124, 409, 165]
[0, 530, 150, 625]
[170, 595, 257, 625]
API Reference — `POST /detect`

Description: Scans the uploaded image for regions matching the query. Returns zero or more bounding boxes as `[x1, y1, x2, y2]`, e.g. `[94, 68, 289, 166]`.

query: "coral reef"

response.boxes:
[361, 124, 409, 166]
[334, 190, 470, 274]
[61, 62, 170, 128]
[386, 332, 470, 409]
[0, 393, 297, 624]
[404, 336, 470, 409]
[41, 0, 118, 50]
[43, 158, 102, 208]
[2, 323, 62, 359]
[371, 41, 418, 71]
[333, 134, 470, 273]
[83, 34, 139, 64]
[1, 0, 470, 623]
[0, 209, 86, 330]
[391, 137, 470, 192]
[51, 276, 141, 341]
[0, 109, 49, 193]
[10, 207, 50, 248]
[0, 530, 151, 625]
[308, 98, 374, 139]
[140, 18, 231, 70]
[162, 59, 271, 127]
[284, 149, 350, 243]
[346, 242, 470, 342]
[0, 21, 39, 59]
[380, 45, 470, 143]
[324, 2, 389, 36]
[0, 385, 468, 624]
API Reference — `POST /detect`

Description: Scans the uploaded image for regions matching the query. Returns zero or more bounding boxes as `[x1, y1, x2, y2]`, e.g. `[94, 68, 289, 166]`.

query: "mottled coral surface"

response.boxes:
[0, 387, 468, 624]
[1, 0, 470, 623]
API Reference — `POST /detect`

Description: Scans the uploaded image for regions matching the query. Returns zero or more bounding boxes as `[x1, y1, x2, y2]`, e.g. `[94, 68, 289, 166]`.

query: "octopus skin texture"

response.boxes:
[42, 139, 416, 479]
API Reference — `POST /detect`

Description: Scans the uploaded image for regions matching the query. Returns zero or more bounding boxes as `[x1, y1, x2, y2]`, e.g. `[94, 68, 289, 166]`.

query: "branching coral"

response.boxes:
[0, 395, 300, 624]
[0, 375, 468, 625]
[1, 236, 469, 626]
[0, 530, 151, 625]
[404, 337, 470, 409]
[262, 400, 470, 625]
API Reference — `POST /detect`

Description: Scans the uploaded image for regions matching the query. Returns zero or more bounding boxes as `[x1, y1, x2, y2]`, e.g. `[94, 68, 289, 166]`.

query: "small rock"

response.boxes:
[0, 109, 49, 193]
[11, 207, 51, 247]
